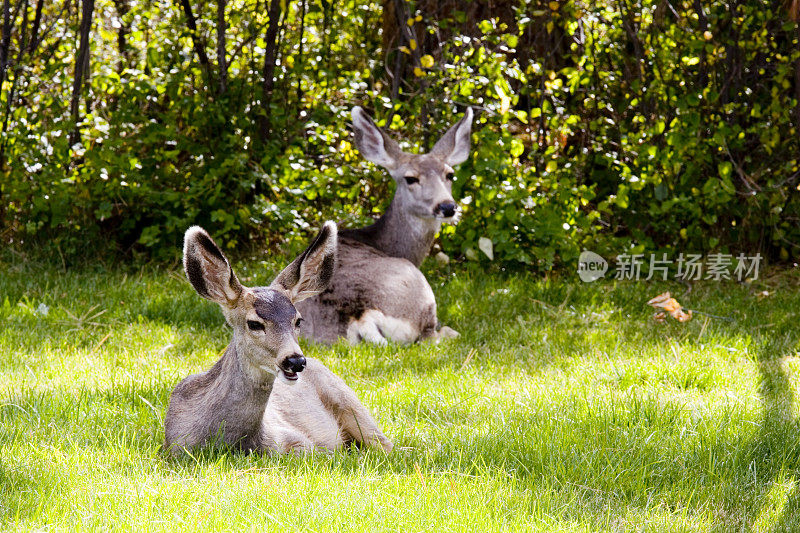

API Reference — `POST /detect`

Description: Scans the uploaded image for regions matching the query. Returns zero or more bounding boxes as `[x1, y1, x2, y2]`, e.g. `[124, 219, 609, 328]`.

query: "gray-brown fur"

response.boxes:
[297, 238, 437, 344]
[165, 343, 273, 452]
[340, 190, 441, 268]
[164, 222, 391, 455]
[261, 358, 392, 453]
[296, 106, 473, 345]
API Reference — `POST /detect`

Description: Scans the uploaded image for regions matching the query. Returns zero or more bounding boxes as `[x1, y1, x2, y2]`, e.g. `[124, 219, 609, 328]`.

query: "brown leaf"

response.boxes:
[647, 291, 692, 322]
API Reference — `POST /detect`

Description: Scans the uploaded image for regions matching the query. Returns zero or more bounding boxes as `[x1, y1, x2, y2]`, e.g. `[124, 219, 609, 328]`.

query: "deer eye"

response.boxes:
[445, 172, 455, 181]
[295, 317, 303, 328]
[404, 176, 419, 185]
[247, 320, 265, 331]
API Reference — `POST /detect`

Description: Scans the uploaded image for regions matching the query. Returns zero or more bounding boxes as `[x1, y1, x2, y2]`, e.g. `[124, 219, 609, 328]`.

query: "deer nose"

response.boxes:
[285, 354, 306, 373]
[434, 201, 457, 218]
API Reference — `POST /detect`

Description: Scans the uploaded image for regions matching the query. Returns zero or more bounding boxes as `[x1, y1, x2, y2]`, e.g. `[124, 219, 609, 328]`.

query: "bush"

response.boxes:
[1, 1, 798, 268]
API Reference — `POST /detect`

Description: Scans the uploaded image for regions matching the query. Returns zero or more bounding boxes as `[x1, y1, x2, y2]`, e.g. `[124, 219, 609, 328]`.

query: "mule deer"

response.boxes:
[164, 223, 392, 455]
[296, 106, 473, 345]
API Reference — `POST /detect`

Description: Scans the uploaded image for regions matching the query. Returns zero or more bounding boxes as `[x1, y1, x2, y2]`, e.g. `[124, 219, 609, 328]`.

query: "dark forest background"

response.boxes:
[1, 0, 800, 269]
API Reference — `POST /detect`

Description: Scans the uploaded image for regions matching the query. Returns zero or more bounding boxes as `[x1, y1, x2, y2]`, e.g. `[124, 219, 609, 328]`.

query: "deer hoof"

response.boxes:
[380, 437, 394, 453]
[437, 326, 460, 340]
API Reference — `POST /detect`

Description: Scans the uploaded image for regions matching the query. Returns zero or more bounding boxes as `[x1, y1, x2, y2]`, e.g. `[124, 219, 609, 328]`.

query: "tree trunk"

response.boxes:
[217, 0, 227, 95]
[1, 0, 31, 160]
[28, 0, 43, 53]
[111, 0, 130, 72]
[382, 0, 530, 101]
[295, 0, 306, 105]
[794, 18, 800, 133]
[0, 0, 10, 89]
[388, 0, 421, 99]
[0, 0, 10, 227]
[617, 0, 645, 85]
[69, 0, 94, 147]
[720, 1, 743, 106]
[1, 0, 35, 226]
[694, 0, 709, 88]
[258, 0, 285, 140]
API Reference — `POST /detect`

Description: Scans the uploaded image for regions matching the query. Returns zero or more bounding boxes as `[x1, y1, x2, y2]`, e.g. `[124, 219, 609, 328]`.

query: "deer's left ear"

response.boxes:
[183, 226, 244, 307]
[351, 106, 403, 170]
[431, 107, 473, 166]
[271, 221, 338, 303]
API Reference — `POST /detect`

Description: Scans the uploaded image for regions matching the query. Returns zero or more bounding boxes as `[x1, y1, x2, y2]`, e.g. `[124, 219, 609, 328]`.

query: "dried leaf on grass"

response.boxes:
[652, 311, 668, 323]
[647, 291, 692, 323]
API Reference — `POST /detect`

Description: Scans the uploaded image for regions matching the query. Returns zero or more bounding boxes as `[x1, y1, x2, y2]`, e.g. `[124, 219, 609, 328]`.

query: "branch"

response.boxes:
[69, 0, 94, 146]
[388, 0, 425, 107]
[295, 0, 306, 105]
[178, 0, 215, 91]
[111, 0, 131, 71]
[28, 0, 43, 53]
[216, 0, 227, 95]
[0, 0, 11, 88]
[258, 0, 285, 139]
[794, 23, 800, 132]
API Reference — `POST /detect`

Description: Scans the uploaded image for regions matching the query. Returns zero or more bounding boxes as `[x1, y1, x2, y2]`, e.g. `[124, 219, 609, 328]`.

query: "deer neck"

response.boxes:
[230, 338, 277, 394]
[345, 195, 439, 267]
[207, 343, 275, 443]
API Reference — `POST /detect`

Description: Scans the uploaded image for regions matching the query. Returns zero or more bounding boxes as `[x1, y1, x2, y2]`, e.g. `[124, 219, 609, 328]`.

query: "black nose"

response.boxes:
[435, 202, 457, 218]
[285, 354, 306, 373]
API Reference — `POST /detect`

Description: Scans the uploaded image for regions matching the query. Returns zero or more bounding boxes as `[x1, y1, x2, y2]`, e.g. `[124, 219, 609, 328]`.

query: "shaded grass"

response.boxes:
[1, 256, 800, 531]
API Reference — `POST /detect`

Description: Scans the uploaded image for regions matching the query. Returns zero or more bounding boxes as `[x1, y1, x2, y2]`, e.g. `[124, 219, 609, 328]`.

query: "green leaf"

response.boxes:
[510, 138, 524, 158]
[718, 162, 732, 180]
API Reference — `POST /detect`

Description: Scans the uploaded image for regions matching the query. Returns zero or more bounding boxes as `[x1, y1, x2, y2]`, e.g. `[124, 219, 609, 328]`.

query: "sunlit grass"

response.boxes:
[2, 257, 800, 531]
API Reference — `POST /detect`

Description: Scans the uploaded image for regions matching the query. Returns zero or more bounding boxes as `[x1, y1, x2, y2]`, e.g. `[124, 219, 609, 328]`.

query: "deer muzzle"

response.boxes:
[280, 354, 306, 381]
[434, 201, 458, 219]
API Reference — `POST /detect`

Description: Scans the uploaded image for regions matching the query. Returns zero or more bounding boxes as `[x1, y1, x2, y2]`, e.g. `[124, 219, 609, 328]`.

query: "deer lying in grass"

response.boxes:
[296, 106, 473, 345]
[164, 222, 392, 455]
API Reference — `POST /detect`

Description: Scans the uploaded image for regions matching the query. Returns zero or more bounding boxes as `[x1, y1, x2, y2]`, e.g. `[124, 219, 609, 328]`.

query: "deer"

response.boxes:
[296, 105, 473, 345]
[164, 222, 393, 455]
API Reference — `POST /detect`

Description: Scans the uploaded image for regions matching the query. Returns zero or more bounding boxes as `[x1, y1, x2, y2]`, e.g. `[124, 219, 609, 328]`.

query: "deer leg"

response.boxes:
[346, 310, 388, 345]
[316, 376, 393, 452]
[436, 325, 460, 341]
[419, 324, 460, 344]
[347, 309, 423, 345]
[337, 404, 393, 452]
[275, 428, 316, 455]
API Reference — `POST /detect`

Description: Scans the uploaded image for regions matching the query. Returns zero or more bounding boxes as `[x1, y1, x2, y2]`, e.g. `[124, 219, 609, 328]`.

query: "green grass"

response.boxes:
[2, 256, 800, 531]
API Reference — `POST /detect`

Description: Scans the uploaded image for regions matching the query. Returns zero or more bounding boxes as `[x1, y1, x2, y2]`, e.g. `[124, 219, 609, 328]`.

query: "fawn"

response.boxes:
[296, 106, 473, 345]
[164, 222, 392, 455]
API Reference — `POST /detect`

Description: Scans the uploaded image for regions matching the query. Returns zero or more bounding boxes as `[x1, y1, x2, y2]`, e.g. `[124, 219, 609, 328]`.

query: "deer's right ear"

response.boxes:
[271, 221, 337, 303]
[351, 106, 402, 170]
[431, 107, 473, 166]
[183, 226, 243, 306]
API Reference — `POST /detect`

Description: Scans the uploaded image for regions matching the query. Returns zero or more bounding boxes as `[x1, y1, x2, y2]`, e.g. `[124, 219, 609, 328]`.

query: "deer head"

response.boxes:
[351, 106, 473, 222]
[183, 222, 337, 383]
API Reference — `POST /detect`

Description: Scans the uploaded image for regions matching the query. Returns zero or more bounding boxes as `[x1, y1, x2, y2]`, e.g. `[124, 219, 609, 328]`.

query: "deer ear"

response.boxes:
[351, 106, 402, 170]
[271, 221, 337, 303]
[431, 107, 473, 166]
[183, 226, 243, 307]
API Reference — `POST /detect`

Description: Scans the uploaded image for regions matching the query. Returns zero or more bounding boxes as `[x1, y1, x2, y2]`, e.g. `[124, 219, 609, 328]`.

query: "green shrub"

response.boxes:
[1, 1, 798, 268]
